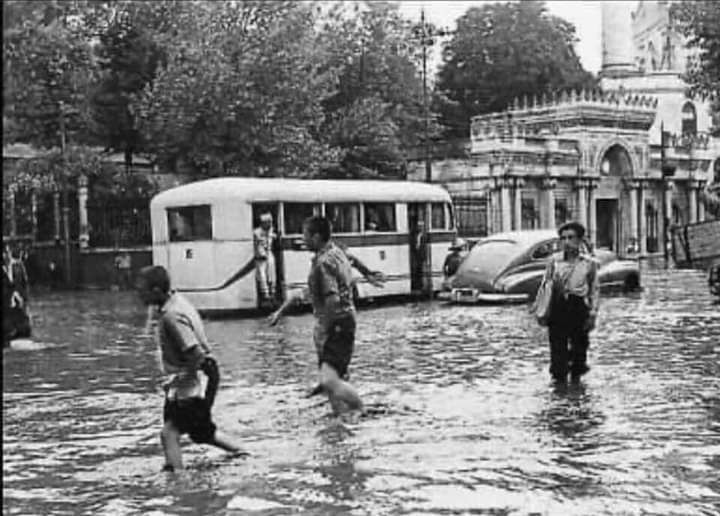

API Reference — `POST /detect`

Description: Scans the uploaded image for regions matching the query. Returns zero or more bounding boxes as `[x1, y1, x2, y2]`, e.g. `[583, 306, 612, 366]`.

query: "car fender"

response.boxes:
[598, 259, 640, 283]
[494, 268, 544, 295]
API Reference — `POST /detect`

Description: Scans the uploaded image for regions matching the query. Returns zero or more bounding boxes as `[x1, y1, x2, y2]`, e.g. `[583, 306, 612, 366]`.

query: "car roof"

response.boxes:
[479, 229, 558, 248]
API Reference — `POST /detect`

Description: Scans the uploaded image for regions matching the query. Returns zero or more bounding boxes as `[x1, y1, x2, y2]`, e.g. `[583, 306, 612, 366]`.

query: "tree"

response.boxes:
[83, 1, 168, 171]
[131, 1, 343, 178]
[671, 0, 720, 136]
[435, 1, 596, 138]
[4, 1, 98, 149]
[318, 1, 440, 177]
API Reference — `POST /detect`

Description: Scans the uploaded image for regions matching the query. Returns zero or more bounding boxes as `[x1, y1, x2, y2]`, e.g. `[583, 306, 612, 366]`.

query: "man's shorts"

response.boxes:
[318, 314, 356, 379]
[163, 397, 216, 444]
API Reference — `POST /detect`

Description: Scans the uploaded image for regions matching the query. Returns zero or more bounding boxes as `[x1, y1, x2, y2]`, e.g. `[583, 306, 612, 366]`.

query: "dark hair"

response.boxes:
[558, 221, 586, 239]
[138, 265, 171, 293]
[303, 215, 332, 242]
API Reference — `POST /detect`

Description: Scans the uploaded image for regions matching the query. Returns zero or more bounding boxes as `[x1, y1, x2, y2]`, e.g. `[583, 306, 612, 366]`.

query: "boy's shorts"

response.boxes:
[163, 397, 216, 444]
[318, 314, 356, 379]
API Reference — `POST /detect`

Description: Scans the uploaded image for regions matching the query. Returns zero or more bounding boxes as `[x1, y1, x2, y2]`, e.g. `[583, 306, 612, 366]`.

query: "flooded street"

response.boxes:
[3, 267, 720, 516]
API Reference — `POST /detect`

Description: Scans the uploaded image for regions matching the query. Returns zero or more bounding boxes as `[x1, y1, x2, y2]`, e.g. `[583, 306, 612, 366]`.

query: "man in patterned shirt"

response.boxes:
[269, 215, 370, 415]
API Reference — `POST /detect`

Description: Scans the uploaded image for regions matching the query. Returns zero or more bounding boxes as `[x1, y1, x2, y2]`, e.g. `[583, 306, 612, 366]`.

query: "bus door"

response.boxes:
[251, 203, 281, 308]
[408, 203, 428, 293]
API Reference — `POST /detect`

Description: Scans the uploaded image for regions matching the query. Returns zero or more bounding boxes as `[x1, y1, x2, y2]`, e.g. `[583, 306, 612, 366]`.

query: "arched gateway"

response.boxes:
[595, 143, 636, 252]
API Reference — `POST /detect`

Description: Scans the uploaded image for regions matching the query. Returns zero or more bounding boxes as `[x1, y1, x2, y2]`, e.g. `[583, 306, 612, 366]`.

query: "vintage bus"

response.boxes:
[149, 177, 456, 313]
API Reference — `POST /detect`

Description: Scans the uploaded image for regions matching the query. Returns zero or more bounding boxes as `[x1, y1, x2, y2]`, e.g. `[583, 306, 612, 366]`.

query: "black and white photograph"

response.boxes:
[3, 0, 719, 514]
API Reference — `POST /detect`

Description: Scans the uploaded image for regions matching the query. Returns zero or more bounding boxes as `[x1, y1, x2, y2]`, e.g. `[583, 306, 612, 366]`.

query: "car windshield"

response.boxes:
[461, 240, 521, 277]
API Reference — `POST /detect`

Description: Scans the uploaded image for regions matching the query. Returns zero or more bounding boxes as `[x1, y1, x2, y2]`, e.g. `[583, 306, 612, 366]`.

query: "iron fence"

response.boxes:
[87, 200, 152, 247]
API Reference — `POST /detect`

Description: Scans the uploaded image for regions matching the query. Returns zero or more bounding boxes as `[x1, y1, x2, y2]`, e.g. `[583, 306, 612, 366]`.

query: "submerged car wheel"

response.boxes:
[623, 273, 640, 291]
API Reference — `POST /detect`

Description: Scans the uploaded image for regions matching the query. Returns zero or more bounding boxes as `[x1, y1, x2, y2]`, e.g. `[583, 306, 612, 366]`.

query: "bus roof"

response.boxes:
[151, 177, 452, 207]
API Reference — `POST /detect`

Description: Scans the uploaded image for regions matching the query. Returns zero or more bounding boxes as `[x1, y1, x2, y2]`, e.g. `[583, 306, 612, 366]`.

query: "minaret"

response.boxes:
[600, 1, 637, 79]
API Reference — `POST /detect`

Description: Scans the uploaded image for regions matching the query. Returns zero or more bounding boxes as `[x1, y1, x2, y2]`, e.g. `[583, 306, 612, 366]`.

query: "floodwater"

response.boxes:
[3, 268, 720, 516]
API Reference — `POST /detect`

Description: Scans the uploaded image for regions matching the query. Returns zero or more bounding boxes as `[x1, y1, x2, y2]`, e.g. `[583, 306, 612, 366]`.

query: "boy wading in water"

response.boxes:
[136, 265, 245, 471]
[269, 216, 372, 415]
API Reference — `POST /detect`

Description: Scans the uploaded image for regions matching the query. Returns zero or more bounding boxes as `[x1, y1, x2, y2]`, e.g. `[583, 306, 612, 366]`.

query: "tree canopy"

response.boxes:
[671, 0, 720, 136]
[434, 0, 596, 138]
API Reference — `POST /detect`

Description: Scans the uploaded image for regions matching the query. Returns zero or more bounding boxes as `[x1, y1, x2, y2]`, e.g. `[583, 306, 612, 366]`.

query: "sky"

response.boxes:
[396, 1, 638, 75]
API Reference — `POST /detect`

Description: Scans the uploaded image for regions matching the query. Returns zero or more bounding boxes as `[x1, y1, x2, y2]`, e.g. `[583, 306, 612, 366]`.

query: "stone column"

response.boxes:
[78, 174, 89, 249]
[627, 179, 639, 249]
[488, 181, 497, 234]
[698, 181, 706, 222]
[575, 179, 587, 229]
[588, 180, 598, 249]
[663, 181, 674, 256]
[500, 178, 512, 233]
[53, 189, 61, 241]
[542, 178, 557, 229]
[8, 186, 17, 237]
[688, 180, 699, 223]
[513, 178, 524, 230]
[638, 181, 647, 255]
[31, 190, 38, 241]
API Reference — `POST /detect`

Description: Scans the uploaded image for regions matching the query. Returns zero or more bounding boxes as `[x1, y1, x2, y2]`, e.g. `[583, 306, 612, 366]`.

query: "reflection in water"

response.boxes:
[542, 382, 605, 445]
[3, 270, 720, 515]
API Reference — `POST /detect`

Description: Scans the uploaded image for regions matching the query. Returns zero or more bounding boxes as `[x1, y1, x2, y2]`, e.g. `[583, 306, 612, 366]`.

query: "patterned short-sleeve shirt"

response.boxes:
[308, 241, 356, 325]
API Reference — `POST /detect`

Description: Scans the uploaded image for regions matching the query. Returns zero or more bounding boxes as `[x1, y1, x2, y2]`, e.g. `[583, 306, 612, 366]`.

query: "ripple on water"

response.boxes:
[2, 269, 720, 515]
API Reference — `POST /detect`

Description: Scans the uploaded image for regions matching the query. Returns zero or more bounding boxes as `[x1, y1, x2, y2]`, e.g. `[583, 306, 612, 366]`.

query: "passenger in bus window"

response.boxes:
[253, 213, 277, 308]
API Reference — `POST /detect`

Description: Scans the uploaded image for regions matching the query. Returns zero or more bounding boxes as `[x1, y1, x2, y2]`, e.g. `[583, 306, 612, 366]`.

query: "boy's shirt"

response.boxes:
[157, 292, 211, 400]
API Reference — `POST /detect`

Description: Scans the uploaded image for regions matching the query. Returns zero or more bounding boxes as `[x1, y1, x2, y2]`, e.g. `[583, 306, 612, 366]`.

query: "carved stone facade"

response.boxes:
[408, 0, 719, 258]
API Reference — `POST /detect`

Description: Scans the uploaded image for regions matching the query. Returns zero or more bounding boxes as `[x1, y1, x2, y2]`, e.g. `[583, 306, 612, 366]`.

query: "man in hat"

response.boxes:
[443, 237, 468, 278]
[253, 212, 277, 308]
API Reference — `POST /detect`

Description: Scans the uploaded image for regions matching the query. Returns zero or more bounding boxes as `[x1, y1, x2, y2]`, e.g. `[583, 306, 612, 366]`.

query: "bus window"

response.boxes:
[284, 203, 321, 234]
[326, 203, 360, 233]
[364, 202, 396, 232]
[167, 205, 212, 242]
[447, 203, 455, 230]
[431, 202, 445, 230]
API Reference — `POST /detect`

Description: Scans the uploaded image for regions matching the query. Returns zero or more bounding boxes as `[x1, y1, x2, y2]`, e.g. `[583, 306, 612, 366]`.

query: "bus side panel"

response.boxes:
[282, 247, 314, 296]
[214, 240, 257, 310]
[344, 242, 411, 298]
[168, 241, 216, 290]
[175, 240, 256, 311]
[152, 245, 168, 269]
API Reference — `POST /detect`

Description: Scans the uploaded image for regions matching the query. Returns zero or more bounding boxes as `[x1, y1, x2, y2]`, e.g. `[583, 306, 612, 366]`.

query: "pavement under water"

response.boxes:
[3, 268, 720, 515]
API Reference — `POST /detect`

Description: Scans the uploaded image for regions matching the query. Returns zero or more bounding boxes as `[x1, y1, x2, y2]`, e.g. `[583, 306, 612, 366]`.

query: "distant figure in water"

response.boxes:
[136, 265, 246, 471]
[3, 245, 31, 347]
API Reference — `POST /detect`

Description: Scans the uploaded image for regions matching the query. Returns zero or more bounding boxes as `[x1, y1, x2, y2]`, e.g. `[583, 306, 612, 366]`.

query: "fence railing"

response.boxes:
[87, 200, 152, 248]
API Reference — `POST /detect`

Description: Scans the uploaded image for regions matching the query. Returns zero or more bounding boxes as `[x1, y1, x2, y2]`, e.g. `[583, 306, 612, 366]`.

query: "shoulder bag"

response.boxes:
[530, 260, 555, 326]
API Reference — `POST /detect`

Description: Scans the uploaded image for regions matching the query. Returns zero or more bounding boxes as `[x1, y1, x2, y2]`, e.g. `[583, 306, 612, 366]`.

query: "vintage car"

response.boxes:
[442, 229, 641, 304]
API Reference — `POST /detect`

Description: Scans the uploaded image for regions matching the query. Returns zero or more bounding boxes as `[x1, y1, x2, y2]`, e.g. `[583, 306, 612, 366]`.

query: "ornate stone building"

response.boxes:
[412, 0, 719, 257]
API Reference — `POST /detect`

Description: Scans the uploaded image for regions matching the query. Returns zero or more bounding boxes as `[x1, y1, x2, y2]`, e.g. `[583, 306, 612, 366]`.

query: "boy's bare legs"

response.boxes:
[161, 421, 183, 470]
[319, 362, 362, 415]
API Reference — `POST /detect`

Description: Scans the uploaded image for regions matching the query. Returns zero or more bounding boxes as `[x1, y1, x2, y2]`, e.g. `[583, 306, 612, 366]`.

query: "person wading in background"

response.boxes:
[542, 221, 599, 383]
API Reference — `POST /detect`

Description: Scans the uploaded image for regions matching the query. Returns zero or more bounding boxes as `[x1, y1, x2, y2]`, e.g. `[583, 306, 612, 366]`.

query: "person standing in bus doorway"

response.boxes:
[541, 221, 600, 384]
[268, 215, 365, 416]
[253, 212, 277, 309]
[411, 218, 428, 291]
[136, 265, 246, 471]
